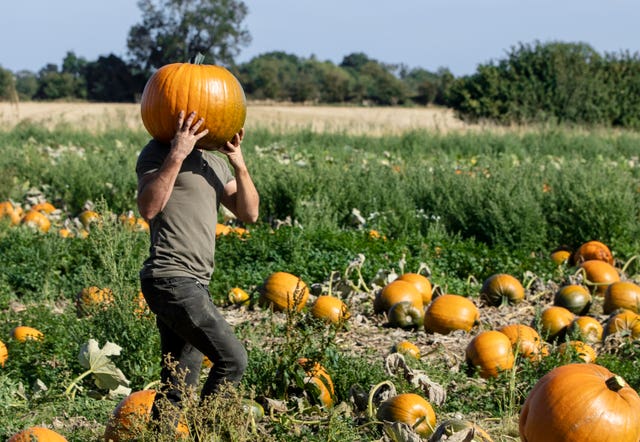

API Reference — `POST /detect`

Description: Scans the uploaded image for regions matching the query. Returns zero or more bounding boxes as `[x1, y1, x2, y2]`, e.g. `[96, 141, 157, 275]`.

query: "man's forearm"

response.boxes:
[137, 156, 183, 221]
[233, 167, 260, 223]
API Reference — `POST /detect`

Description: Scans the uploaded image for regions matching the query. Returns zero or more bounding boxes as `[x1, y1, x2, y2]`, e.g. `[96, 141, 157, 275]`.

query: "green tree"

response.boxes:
[35, 64, 78, 100]
[84, 54, 146, 102]
[15, 70, 38, 100]
[0, 66, 17, 101]
[127, 0, 251, 71]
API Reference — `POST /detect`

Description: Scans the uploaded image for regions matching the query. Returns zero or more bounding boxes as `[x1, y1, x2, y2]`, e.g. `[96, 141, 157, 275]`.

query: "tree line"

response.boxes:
[1, 0, 639, 129]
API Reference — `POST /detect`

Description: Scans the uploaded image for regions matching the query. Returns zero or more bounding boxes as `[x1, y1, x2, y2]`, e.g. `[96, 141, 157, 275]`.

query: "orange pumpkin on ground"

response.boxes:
[396, 272, 432, 305]
[0, 339, 7, 367]
[297, 358, 334, 408]
[8, 427, 68, 441]
[569, 316, 603, 343]
[519, 363, 640, 442]
[0, 201, 22, 225]
[31, 201, 56, 214]
[553, 284, 592, 315]
[603, 310, 640, 339]
[258, 272, 309, 312]
[550, 247, 571, 265]
[539, 306, 575, 342]
[140, 61, 246, 150]
[603, 281, 640, 314]
[498, 324, 545, 361]
[76, 286, 115, 316]
[465, 330, 515, 378]
[392, 340, 421, 359]
[579, 260, 620, 295]
[480, 273, 525, 306]
[79, 210, 101, 229]
[571, 240, 614, 265]
[374, 280, 423, 313]
[12, 326, 44, 342]
[21, 210, 51, 233]
[376, 393, 437, 438]
[104, 389, 188, 441]
[558, 340, 597, 363]
[311, 295, 350, 324]
[227, 287, 251, 306]
[424, 294, 479, 335]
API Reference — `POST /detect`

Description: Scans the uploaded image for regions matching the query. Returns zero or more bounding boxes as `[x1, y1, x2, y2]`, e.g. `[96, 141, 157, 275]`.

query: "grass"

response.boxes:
[1, 112, 640, 440]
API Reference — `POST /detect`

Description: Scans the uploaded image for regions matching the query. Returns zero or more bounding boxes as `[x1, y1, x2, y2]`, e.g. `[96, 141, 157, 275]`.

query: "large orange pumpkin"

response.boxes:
[140, 61, 246, 150]
[519, 363, 640, 442]
[571, 240, 614, 265]
[480, 273, 525, 306]
[374, 280, 423, 313]
[104, 389, 188, 441]
[376, 393, 437, 438]
[603, 281, 640, 314]
[396, 272, 432, 305]
[8, 427, 68, 441]
[465, 330, 515, 378]
[258, 272, 309, 312]
[579, 260, 620, 295]
[424, 294, 479, 335]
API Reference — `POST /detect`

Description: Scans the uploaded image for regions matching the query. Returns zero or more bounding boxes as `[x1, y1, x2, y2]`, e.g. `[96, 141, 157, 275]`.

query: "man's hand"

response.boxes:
[217, 128, 246, 170]
[170, 110, 209, 160]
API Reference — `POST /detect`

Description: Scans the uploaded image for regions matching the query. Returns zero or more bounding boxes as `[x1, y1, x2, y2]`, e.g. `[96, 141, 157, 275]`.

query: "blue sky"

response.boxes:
[1, 0, 638, 76]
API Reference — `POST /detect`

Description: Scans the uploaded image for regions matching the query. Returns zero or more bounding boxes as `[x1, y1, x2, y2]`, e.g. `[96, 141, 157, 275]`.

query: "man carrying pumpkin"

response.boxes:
[136, 109, 259, 433]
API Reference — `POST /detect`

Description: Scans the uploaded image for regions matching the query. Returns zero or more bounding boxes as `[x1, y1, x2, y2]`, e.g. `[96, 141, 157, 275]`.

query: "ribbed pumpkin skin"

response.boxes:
[558, 340, 597, 363]
[498, 324, 544, 361]
[519, 363, 640, 442]
[376, 393, 436, 438]
[424, 294, 479, 335]
[465, 330, 515, 378]
[140, 63, 246, 150]
[480, 273, 525, 306]
[572, 240, 614, 265]
[8, 427, 68, 441]
[311, 295, 350, 324]
[259, 272, 309, 312]
[603, 310, 640, 339]
[569, 316, 603, 343]
[554, 284, 592, 315]
[603, 281, 640, 314]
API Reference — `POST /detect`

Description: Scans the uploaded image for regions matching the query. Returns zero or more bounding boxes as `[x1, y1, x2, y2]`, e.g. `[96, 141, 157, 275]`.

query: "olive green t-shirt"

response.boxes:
[136, 139, 234, 284]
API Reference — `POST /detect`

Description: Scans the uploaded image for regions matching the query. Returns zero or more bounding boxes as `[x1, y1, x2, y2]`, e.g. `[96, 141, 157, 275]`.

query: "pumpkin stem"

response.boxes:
[605, 375, 627, 392]
[193, 52, 206, 65]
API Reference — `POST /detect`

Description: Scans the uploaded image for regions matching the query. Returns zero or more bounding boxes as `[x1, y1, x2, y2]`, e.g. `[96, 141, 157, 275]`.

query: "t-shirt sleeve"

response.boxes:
[136, 140, 167, 180]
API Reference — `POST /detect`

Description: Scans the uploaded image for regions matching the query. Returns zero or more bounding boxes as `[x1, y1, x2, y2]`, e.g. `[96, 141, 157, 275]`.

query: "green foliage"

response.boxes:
[127, 0, 251, 71]
[449, 40, 640, 129]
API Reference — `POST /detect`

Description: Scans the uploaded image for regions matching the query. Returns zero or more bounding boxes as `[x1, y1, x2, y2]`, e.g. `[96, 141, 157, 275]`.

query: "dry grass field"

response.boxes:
[0, 101, 475, 135]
